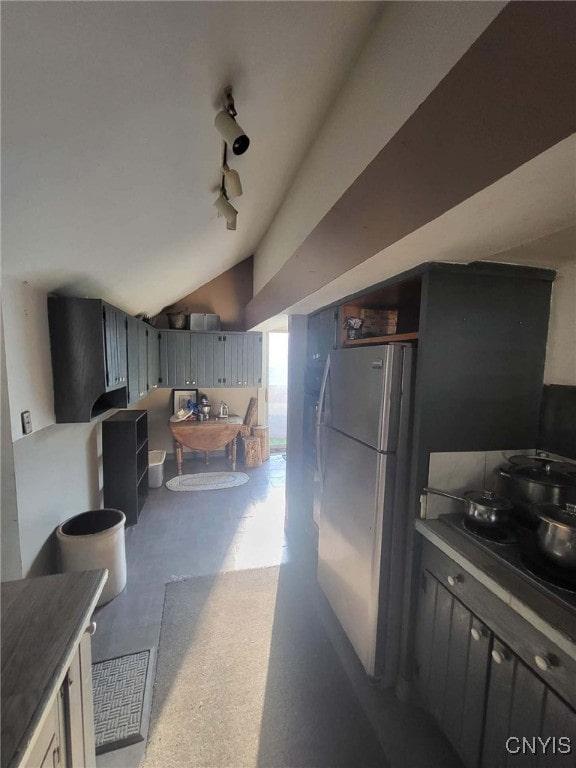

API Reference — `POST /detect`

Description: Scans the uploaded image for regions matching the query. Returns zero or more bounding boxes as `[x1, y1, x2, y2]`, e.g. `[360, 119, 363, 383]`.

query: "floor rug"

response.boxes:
[143, 566, 388, 768]
[92, 649, 154, 754]
[165, 471, 249, 491]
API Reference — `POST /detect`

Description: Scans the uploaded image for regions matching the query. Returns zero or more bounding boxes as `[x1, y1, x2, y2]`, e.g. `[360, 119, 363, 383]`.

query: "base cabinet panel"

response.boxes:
[415, 539, 576, 768]
[415, 572, 490, 768]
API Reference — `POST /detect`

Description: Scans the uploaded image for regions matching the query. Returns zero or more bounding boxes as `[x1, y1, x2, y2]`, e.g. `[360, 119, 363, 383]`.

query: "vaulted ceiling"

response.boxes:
[2, 2, 574, 327]
[1, 1, 380, 315]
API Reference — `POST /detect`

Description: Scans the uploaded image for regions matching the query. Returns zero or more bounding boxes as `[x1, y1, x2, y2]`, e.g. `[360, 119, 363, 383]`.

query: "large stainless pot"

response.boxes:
[424, 487, 513, 526]
[533, 502, 576, 569]
[498, 460, 576, 524]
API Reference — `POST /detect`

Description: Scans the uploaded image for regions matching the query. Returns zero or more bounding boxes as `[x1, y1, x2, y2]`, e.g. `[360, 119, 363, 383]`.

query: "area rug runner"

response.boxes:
[165, 471, 249, 491]
[92, 649, 153, 754]
[143, 566, 388, 768]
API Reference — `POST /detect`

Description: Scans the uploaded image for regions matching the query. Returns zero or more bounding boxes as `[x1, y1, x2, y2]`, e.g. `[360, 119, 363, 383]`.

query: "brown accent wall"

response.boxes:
[154, 256, 253, 330]
[247, 2, 576, 328]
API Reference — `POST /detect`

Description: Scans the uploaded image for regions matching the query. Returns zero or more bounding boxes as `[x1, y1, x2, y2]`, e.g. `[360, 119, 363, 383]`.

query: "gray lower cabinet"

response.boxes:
[482, 641, 576, 768]
[415, 573, 490, 768]
[415, 540, 576, 768]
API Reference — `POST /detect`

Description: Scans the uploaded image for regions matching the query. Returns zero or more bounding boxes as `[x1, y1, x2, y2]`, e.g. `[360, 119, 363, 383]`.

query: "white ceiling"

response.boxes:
[1, 1, 380, 315]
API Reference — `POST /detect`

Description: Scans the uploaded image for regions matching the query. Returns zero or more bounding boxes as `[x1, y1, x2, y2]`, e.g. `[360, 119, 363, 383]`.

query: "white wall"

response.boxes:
[13, 422, 102, 577]
[253, 1, 504, 293]
[2, 277, 55, 441]
[1, 278, 104, 577]
[1, 313, 23, 580]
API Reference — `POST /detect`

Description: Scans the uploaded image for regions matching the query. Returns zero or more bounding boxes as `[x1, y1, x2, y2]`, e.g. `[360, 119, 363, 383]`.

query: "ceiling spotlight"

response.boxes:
[214, 87, 250, 155]
[222, 164, 243, 198]
[214, 193, 238, 227]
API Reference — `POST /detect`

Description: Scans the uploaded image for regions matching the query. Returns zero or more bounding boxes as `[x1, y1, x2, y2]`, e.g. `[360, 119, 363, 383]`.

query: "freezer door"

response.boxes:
[327, 345, 406, 451]
[317, 428, 388, 677]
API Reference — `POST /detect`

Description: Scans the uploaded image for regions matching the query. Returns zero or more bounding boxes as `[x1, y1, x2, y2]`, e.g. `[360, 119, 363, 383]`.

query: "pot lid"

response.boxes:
[535, 502, 576, 529]
[510, 464, 576, 487]
[508, 455, 576, 475]
[464, 489, 513, 511]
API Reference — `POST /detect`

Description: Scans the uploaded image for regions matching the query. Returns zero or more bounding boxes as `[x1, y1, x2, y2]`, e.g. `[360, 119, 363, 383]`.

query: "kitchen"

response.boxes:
[2, 2, 576, 768]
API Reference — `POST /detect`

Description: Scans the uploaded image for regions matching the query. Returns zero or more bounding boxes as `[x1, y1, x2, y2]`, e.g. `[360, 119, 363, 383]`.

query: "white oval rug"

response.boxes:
[166, 472, 249, 492]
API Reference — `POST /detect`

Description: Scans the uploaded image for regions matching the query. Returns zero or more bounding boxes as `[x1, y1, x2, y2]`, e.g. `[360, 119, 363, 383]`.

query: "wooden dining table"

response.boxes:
[169, 415, 250, 474]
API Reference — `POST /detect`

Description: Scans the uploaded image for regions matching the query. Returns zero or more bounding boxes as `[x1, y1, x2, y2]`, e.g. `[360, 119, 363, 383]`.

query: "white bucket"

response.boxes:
[56, 509, 126, 606]
[148, 450, 166, 488]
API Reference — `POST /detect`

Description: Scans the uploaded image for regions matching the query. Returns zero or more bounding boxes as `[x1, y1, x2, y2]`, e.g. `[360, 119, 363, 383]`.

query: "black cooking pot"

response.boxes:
[424, 487, 513, 526]
[498, 459, 576, 525]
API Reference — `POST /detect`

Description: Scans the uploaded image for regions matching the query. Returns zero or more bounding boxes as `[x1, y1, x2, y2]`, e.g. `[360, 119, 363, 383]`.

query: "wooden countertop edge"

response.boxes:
[6, 569, 108, 768]
[415, 519, 576, 661]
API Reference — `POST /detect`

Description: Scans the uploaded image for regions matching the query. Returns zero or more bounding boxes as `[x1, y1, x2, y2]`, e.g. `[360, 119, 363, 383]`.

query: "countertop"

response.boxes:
[1, 570, 107, 768]
[415, 519, 576, 660]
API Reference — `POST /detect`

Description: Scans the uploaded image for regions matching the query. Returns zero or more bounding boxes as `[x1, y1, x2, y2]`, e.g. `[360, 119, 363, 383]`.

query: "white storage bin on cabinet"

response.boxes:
[56, 509, 126, 606]
[148, 450, 166, 488]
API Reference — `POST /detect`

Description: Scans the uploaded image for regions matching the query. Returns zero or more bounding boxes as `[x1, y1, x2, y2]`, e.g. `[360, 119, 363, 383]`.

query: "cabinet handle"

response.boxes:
[185, 380, 190, 384]
[470, 626, 486, 642]
[491, 648, 509, 665]
[237, 381, 241, 385]
[86, 621, 97, 636]
[534, 654, 555, 672]
[192, 380, 196, 385]
[447, 574, 463, 587]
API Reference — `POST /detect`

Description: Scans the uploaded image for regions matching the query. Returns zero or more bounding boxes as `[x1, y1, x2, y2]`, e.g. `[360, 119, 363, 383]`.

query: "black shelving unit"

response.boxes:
[102, 410, 148, 526]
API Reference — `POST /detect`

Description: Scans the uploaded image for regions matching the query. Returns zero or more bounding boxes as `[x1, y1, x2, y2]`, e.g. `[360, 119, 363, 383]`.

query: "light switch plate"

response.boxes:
[21, 410, 32, 435]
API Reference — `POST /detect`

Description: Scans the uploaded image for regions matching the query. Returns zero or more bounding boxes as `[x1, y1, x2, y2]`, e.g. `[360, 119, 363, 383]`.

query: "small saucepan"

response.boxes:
[532, 501, 576, 569]
[424, 487, 513, 526]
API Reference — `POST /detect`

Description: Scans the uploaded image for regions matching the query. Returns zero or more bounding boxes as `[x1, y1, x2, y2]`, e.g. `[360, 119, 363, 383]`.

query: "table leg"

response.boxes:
[175, 441, 183, 475]
[231, 436, 237, 471]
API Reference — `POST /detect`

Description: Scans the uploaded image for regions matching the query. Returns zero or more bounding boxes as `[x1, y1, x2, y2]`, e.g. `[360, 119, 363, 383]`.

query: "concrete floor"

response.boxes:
[93, 452, 461, 768]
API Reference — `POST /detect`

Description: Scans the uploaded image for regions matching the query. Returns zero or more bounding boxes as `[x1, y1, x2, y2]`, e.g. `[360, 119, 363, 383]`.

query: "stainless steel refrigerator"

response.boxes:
[316, 344, 414, 684]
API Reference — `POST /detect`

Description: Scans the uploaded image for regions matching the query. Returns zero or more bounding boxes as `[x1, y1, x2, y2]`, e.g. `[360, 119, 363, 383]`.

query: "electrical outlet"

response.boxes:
[21, 411, 32, 435]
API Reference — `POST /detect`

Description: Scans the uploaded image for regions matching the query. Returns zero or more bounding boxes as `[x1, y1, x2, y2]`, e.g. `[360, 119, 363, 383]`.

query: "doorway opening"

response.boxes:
[267, 332, 288, 453]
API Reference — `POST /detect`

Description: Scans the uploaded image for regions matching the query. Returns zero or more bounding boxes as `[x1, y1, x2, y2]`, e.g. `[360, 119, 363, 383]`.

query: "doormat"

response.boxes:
[165, 471, 249, 491]
[92, 649, 154, 754]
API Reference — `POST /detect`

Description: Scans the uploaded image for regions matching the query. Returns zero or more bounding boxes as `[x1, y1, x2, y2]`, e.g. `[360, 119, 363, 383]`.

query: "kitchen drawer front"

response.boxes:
[421, 538, 576, 710]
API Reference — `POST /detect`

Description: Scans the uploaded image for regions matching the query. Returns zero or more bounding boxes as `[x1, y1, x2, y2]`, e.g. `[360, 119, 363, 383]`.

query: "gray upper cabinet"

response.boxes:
[308, 307, 337, 364]
[126, 316, 140, 404]
[163, 330, 262, 389]
[147, 328, 161, 390]
[103, 303, 127, 391]
[48, 296, 128, 422]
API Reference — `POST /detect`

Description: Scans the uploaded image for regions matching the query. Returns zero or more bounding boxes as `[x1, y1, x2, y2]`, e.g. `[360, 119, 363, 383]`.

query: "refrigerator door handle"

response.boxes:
[316, 356, 331, 485]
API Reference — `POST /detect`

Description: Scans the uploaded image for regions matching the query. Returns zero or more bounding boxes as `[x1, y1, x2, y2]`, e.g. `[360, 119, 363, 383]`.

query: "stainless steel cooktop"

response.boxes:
[440, 512, 576, 611]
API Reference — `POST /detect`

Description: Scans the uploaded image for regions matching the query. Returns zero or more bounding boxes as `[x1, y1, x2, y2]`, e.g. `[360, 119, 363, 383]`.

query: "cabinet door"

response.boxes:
[244, 333, 263, 387]
[165, 332, 189, 388]
[227, 334, 243, 387]
[308, 308, 336, 363]
[415, 572, 491, 768]
[214, 334, 229, 386]
[147, 330, 160, 390]
[103, 304, 118, 390]
[138, 323, 148, 397]
[65, 631, 96, 768]
[126, 317, 140, 404]
[116, 311, 127, 387]
[482, 640, 576, 768]
[193, 332, 214, 387]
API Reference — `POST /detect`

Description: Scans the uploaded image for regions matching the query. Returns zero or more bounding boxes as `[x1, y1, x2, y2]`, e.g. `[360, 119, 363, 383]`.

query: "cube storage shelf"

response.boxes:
[102, 410, 148, 526]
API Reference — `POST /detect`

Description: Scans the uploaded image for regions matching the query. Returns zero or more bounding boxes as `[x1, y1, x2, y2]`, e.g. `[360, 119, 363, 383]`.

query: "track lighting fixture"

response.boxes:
[222, 163, 243, 198]
[214, 87, 250, 155]
[213, 87, 248, 230]
[214, 193, 238, 225]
